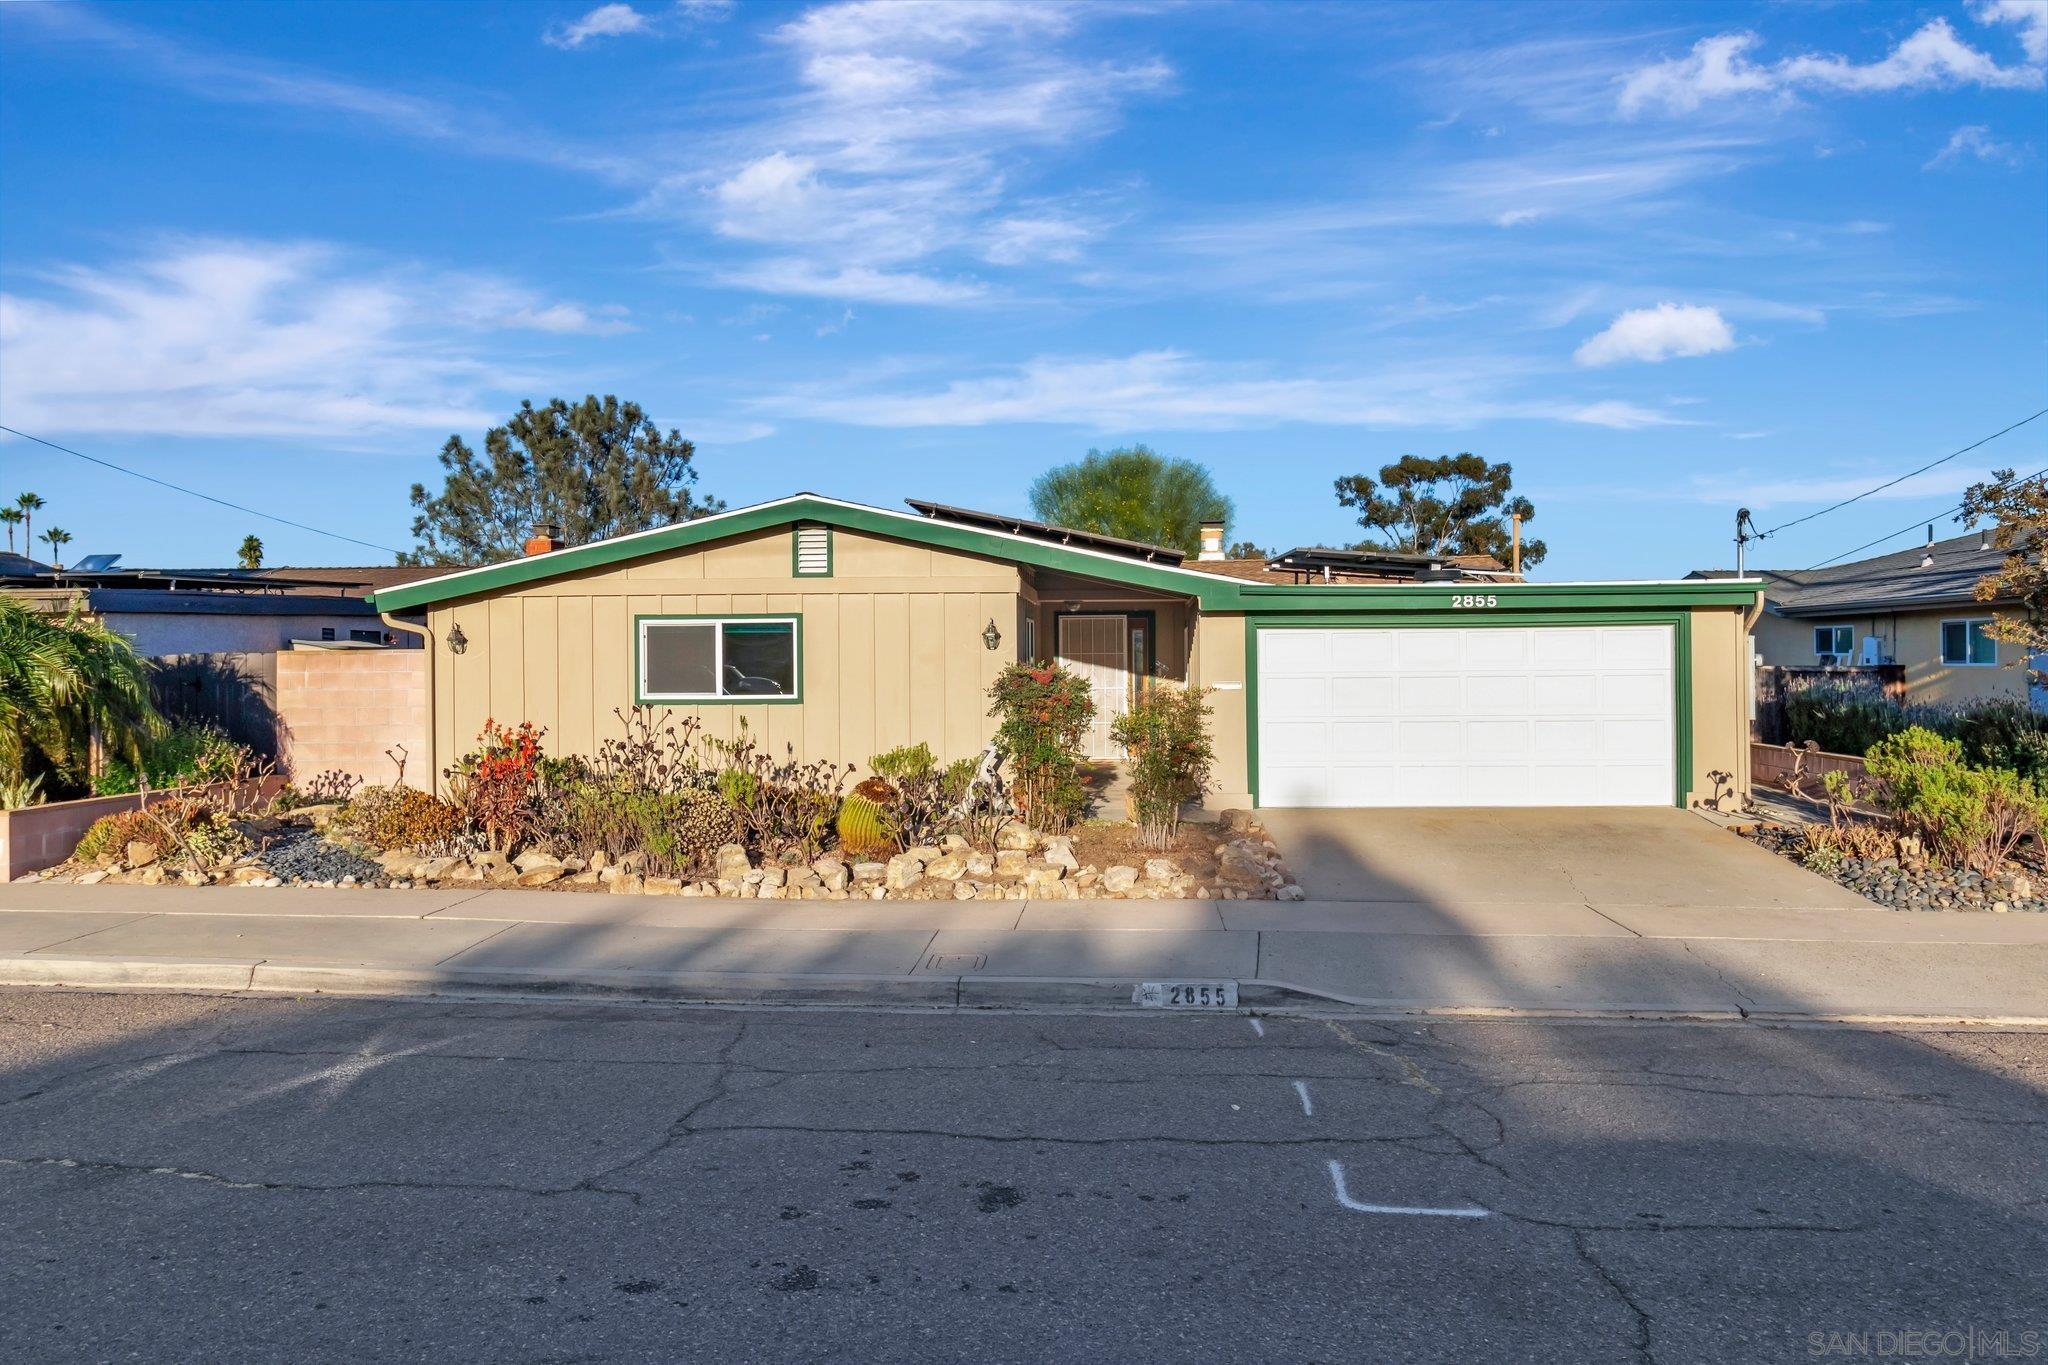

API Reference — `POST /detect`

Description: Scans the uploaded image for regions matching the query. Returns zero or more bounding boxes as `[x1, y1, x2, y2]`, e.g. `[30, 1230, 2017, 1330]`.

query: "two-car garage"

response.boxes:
[1252, 622, 1681, 808]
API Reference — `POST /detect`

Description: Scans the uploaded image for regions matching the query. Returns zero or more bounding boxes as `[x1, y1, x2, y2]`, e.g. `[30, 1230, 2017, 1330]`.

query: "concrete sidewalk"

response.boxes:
[2, 881, 2046, 1021]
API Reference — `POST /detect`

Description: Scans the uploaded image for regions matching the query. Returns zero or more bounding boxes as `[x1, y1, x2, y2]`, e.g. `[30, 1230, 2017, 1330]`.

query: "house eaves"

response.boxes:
[370, 494, 1764, 615]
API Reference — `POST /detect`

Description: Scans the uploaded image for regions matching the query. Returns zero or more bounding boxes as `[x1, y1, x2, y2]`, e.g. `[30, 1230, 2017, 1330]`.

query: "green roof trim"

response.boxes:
[370, 495, 1764, 615]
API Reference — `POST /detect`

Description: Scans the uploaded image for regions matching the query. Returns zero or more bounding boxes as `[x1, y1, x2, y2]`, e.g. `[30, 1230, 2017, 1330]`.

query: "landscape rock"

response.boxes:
[713, 844, 753, 881]
[125, 841, 159, 868]
[1101, 865, 1140, 894]
[924, 856, 967, 881]
[884, 854, 924, 892]
[1042, 838, 1079, 872]
[1142, 857, 1177, 883]
[994, 848, 1029, 879]
[608, 873, 646, 896]
[515, 865, 565, 887]
[996, 824, 1039, 852]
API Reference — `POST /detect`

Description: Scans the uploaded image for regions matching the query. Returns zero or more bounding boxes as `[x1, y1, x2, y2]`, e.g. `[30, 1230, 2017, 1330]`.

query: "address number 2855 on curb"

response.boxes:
[1133, 981, 1239, 1009]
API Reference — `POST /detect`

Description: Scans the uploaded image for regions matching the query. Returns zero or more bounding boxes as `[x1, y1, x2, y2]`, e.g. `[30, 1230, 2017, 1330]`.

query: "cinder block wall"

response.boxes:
[276, 649, 429, 789]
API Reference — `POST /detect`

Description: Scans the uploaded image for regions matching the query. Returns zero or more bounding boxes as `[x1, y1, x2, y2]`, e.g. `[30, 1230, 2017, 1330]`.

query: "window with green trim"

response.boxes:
[639, 616, 800, 701]
[1940, 618, 1996, 667]
[793, 525, 832, 576]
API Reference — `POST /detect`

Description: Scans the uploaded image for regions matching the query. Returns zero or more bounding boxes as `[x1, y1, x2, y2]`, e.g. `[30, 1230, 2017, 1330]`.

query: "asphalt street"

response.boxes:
[0, 989, 2042, 1363]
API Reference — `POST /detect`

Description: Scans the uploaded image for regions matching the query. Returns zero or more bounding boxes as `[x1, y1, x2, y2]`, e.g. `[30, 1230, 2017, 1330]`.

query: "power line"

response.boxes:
[0, 424, 404, 557]
[1803, 463, 2048, 571]
[1758, 407, 2048, 539]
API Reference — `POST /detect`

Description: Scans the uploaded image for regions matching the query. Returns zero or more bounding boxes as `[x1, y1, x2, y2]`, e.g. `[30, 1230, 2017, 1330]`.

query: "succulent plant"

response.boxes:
[836, 777, 900, 857]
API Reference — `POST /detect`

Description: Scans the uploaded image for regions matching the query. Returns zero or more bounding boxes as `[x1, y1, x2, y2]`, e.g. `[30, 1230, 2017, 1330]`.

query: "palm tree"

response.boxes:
[0, 507, 20, 554]
[40, 527, 72, 570]
[237, 534, 264, 570]
[15, 492, 44, 552]
[0, 597, 159, 793]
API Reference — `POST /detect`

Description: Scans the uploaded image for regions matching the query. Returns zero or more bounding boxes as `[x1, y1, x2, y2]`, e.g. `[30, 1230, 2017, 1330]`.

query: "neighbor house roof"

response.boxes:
[904, 499, 1186, 564]
[371, 493, 1763, 615]
[1182, 549, 1511, 584]
[1696, 532, 2011, 618]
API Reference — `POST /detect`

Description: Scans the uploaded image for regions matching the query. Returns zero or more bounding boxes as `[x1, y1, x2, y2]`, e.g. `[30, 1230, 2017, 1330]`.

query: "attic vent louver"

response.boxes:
[794, 525, 832, 577]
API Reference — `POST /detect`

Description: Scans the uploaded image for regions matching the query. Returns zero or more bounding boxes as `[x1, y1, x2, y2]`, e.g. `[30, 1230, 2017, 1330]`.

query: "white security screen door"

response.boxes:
[1058, 614, 1131, 758]
[1256, 625, 1675, 807]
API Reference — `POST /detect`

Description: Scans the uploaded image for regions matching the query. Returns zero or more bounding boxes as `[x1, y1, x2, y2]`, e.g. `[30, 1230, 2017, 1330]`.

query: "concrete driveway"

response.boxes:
[1259, 807, 1874, 911]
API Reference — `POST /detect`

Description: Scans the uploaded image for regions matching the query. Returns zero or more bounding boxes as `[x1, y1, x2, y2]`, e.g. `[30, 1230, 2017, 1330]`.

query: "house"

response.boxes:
[370, 494, 1761, 810]
[0, 556, 440, 656]
[1724, 531, 2034, 708]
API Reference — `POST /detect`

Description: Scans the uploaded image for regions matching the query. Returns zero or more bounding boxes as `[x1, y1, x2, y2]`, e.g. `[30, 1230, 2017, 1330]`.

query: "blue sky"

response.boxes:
[1, 0, 2043, 578]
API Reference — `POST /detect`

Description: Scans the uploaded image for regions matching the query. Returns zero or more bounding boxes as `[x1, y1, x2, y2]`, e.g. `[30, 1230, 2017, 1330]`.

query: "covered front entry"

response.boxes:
[1255, 623, 1677, 808]
[1058, 613, 1137, 758]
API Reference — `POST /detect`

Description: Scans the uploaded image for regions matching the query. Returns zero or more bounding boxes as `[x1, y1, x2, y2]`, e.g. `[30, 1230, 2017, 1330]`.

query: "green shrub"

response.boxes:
[1109, 685, 1215, 850]
[869, 743, 937, 783]
[72, 808, 162, 863]
[92, 722, 250, 796]
[988, 663, 1093, 832]
[1862, 726, 2048, 872]
[559, 785, 742, 878]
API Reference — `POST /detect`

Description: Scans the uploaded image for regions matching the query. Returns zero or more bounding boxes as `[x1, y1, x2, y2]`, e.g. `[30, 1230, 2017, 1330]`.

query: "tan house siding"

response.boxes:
[1686, 604, 1754, 805]
[1752, 606, 2029, 705]
[425, 526, 1023, 782]
[1191, 612, 1252, 809]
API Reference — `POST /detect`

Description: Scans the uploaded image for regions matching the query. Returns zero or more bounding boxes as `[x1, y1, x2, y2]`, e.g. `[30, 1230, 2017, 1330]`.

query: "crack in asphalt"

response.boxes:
[0, 1153, 635, 1202]
[1571, 1230, 1658, 1365]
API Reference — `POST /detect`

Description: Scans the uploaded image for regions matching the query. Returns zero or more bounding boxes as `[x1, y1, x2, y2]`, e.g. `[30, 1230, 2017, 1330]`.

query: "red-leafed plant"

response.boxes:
[459, 719, 545, 851]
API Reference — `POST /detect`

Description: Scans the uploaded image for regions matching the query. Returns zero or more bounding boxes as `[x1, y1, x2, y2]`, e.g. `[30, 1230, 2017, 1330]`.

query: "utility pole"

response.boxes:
[1510, 513, 1522, 577]
[1735, 507, 1754, 577]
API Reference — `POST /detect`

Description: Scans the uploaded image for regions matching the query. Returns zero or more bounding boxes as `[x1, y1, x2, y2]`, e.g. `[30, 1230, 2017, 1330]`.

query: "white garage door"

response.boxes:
[1256, 625, 1675, 807]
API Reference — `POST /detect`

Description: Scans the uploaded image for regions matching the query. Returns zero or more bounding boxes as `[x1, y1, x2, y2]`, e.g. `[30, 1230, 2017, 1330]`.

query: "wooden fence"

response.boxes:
[150, 652, 280, 760]
[1749, 740, 1866, 798]
[1753, 664, 1906, 745]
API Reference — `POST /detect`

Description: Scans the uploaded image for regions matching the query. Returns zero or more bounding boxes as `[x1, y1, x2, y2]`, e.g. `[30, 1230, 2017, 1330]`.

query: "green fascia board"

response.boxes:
[371, 495, 1764, 615]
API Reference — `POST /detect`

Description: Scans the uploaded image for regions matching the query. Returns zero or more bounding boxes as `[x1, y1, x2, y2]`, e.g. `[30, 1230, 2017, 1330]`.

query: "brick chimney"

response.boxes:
[523, 521, 565, 556]
[1197, 519, 1226, 561]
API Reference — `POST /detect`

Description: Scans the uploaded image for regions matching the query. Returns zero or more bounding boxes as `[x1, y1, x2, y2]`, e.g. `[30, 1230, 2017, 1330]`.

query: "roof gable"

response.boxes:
[370, 494, 1764, 615]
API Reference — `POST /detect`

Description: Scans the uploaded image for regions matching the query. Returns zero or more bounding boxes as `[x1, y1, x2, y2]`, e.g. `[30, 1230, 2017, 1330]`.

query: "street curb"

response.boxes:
[4, 956, 2047, 1025]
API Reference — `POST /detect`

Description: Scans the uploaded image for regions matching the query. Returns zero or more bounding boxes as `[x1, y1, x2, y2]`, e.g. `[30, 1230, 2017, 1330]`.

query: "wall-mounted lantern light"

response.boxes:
[982, 618, 1003, 651]
[447, 623, 468, 655]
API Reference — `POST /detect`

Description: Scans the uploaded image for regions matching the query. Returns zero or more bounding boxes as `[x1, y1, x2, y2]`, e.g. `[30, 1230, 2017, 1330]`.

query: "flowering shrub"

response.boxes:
[1110, 685, 1214, 850]
[453, 719, 545, 852]
[988, 663, 1094, 832]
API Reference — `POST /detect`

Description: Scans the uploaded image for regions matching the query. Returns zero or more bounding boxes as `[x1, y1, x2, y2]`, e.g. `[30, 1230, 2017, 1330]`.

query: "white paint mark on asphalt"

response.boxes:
[1326, 1161, 1491, 1219]
[1248, 1018, 1265, 1037]
[1293, 1080, 1314, 1116]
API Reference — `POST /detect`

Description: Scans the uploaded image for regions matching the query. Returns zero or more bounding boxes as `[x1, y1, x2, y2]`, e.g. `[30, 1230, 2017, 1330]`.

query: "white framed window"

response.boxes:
[637, 616, 801, 703]
[1940, 618, 1997, 667]
[1814, 624, 1854, 659]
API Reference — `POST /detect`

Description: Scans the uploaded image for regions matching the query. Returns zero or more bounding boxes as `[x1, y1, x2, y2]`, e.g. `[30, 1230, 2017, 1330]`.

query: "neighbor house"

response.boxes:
[370, 495, 1762, 810]
[0, 555, 434, 656]
[1728, 531, 2036, 708]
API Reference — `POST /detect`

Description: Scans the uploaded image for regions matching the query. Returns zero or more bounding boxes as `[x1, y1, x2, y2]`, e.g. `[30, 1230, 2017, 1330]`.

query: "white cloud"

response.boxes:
[761, 349, 1682, 432]
[1973, 0, 2048, 63]
[714, 259, 988, 305]
[668, 0, 1171, 302]
[1620, 20, 2043, 116]
[0, 240, 628, 437]
[1574, 303, 1736, 367]
[544, 4, 651, 49]
[1925, 124, 2025, 168]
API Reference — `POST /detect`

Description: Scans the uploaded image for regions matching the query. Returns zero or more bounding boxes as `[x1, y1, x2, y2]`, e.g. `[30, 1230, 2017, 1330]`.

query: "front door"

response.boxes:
[1059, 614, 1130, 758]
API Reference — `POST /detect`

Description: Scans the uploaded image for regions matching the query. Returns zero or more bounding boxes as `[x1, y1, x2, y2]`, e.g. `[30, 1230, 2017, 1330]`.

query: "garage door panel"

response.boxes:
[1398, 632, 1462, 668]
[1329, 675, 1398, 713]
[1463, 629, 1531, 667]
[1262, 630, 1330, 670]
[1257, 625, 1674, 808]
[1530, 674, 1601, 712]
[1464, 674, 1529, 711]
[1330, 721, 1396, 757]
[1330, 631, 1397, 669]
[1264, 676, 1330, 712]
[1598, 672, 1667, 712]
[1395, 674, 1460, 713]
